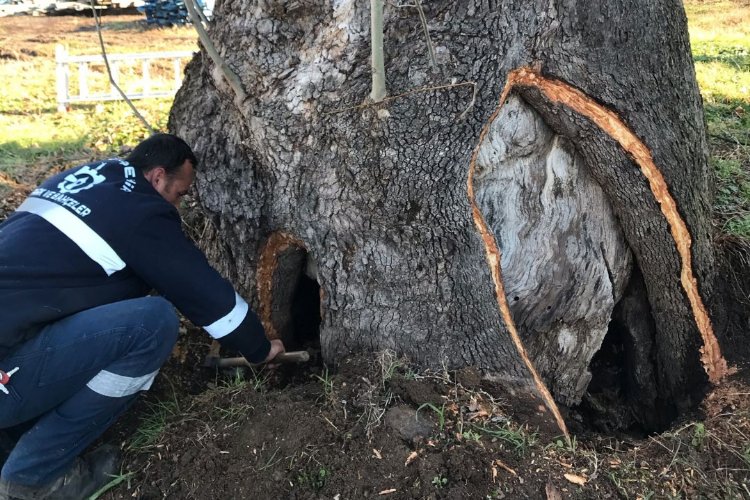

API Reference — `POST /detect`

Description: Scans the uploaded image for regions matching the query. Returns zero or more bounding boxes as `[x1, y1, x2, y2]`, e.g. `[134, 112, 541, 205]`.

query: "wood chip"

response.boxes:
[494, 459, 517, 476]
[564, 473, 587, 485]
[405, 451, 418, 466]
[545, 482, 563, 500]
[372, 449, 382, 459]
[378, 488, 397, 495]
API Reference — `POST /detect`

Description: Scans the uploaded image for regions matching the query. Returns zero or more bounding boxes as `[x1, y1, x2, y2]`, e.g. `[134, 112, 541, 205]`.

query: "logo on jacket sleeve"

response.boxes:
[58, 165, 107, 194]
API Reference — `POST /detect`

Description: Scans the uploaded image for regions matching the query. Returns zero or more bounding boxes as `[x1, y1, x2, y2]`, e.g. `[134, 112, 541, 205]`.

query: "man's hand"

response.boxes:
[263, 339, 285, 364]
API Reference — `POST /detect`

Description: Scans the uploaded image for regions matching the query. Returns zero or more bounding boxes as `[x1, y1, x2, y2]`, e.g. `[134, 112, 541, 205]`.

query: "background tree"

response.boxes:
[170, 0, 728, 434]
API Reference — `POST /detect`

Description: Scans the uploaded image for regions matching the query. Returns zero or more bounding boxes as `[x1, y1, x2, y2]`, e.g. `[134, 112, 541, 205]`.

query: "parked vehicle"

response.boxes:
[0, 0, 144, 17]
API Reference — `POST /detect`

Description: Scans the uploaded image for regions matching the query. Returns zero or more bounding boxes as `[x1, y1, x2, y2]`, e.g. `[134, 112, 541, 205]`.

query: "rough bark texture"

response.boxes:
[169, 0, 722, 428]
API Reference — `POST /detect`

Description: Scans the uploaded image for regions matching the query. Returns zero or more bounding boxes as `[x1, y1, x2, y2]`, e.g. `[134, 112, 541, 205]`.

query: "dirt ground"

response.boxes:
[97, 333, 750, 500]
[0, 14, 196, 58]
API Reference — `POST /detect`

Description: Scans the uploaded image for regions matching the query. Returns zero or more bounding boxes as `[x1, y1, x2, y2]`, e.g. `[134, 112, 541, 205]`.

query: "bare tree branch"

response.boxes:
[90, 0, 155, 135]
[414, 0, 436, 69]
[370, 0, 387, 102]
[184, 0, 247, 105]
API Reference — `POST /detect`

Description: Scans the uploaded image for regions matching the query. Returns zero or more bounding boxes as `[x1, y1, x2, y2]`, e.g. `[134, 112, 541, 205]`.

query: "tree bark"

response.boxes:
[170, 0, 727, 432]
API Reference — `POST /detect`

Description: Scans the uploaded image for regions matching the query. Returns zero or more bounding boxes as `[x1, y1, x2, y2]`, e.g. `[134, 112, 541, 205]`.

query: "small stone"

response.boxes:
[385, 405, 434, 442]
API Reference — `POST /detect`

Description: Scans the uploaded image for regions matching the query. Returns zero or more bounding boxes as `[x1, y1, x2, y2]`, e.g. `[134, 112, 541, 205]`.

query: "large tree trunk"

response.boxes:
[170, 0, 727, 433]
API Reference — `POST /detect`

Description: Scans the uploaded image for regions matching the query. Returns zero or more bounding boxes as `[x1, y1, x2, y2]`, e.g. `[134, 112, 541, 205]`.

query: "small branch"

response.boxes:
[90, 0, 155, 134]
[327, 81, 475, 115]
[413, 0, 436, 69]
[709, 133, 749, 147]
[457, 81, 477, 121]
[184, 0, 247, 104]
[370, 0, 387, 102]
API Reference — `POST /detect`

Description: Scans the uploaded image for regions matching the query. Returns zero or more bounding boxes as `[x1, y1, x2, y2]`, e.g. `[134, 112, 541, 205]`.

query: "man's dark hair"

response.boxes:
[125, 133, 198, 175]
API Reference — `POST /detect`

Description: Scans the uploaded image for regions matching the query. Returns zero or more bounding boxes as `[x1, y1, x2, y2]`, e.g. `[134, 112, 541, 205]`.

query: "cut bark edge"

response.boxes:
[509, 68, 727, 384]
[257, 232, 306, 341]
[467, 68, 727, 437]
[468, 145, 571, 441]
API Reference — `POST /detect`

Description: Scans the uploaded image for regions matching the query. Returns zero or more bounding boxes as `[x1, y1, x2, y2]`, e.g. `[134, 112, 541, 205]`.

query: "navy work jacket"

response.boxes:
[0, 159, 270, 362]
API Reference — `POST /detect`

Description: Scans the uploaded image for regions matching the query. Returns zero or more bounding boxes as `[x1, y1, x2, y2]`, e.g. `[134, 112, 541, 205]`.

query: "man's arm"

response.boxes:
[124, 209, 278, 363]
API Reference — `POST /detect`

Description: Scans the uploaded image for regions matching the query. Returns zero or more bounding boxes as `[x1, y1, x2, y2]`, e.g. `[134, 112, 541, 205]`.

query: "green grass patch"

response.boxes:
[87, 471, 135, 500]
[687, 0, 750, 240]
[0, 98, 172, 182]
[127, 397, 181, 451]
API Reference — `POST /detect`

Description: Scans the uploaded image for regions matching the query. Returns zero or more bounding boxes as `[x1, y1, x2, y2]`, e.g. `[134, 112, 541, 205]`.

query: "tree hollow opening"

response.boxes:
[268, 246, 321, 351]
[574, 267, 675, 435]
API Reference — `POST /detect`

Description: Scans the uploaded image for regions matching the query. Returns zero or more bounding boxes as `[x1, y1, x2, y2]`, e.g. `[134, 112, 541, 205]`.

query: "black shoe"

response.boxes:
[0, 444, 121, 500]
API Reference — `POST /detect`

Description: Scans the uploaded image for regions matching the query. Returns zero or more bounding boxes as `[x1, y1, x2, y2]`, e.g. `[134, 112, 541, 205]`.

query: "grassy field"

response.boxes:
[0, 3, 748, 237]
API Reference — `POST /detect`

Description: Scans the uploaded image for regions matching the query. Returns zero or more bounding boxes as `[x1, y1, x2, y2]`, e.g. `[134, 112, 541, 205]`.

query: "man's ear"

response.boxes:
[144, 166, 167, 188]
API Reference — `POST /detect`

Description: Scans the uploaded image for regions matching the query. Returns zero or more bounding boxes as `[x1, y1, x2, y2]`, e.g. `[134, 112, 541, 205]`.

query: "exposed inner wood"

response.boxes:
[469, 67, 726, 422]
[504, 67, 727, 384]
[468, 109, 571, 442]
[473, 95, 633, 406]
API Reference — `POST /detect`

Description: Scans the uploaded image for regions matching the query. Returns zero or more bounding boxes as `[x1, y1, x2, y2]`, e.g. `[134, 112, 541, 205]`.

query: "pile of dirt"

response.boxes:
[103, 337, 750, 499]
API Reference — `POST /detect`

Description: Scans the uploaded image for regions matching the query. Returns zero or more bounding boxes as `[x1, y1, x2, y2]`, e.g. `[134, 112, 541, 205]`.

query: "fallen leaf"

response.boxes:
[564, 473, 587, 486]
[546, 482, 563, 500]
[405, 451, 418, 466]
[378, 488, 397, 495]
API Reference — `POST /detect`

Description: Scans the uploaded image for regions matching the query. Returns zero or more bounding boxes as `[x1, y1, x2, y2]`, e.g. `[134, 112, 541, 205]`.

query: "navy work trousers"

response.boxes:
[0, 297, 178, 486]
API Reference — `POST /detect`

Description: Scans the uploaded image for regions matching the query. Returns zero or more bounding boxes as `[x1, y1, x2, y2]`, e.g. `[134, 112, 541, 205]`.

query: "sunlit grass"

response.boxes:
[686, 0, 750, 239]
[684, 1, 750, 37]
[0, 94, 174, 181]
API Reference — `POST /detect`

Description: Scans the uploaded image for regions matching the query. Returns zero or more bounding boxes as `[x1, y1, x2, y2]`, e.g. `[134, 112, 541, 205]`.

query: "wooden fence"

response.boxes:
[55, 44, 194, 111]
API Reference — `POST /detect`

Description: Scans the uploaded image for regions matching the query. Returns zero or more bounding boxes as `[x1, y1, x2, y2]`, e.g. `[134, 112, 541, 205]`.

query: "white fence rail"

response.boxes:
[55, 44, 194, 111]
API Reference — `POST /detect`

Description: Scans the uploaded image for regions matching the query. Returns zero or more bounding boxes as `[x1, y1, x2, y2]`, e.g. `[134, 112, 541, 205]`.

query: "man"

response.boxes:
[0, 134, 283, 499]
